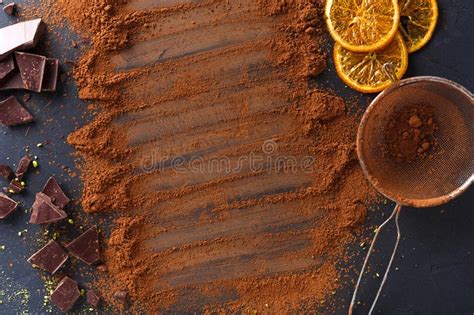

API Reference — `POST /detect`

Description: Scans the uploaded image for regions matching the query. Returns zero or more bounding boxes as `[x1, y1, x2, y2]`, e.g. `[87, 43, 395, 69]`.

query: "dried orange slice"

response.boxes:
[399, 0, 438, 52]
[325, 0, 400, 52]
[334, 32, 408, 93]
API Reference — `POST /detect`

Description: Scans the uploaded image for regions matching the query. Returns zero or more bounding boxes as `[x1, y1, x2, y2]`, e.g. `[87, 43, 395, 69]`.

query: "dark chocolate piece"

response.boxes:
[0, 96, 33, 126]
[42, 59, 59, 92]
[27, 240, 68, 274]
[66, 227, 100, 265]
[14, 52, 46, 92]
[3, 3, 15, 15]
[50, 276, 80, 313]
[0, 54, 14, 80]
[29, 192, 67, 224]
[87, 290, 100, 307]
[0, 192, 17, 219]
[0, 68, 24, 90]
[0, 165, 13, 180]
[15, 155, 32, 179]
[42, 176, 69, 209]
[0, 19, 45, 59]
[114, 290, 128, 304]
[7, 178, 24, 194]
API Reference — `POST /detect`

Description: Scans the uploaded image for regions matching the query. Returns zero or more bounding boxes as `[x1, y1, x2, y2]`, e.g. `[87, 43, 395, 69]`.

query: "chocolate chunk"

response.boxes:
[3, 3, 15, 15]
[0, 54, 14, 80]
[0, 19, 45, 59]
[0, 96, 33, 126]
[14, 52, 46, 92]
[29, 192, 67, 224]
[0, 165, 13, 180]
[66, 227, 100, 265]
[15, 155, 32, 179]
[23, 93, 31, 102]
[50, 276, 80, 313]
[0, 192, 17, 219]
[114, 290, 128, 304]
[7, 178, 24, 194]
[27, 240, 68, 274]
[42, 59, 59, 92]
[87, 290, 100, 307]
[0, 69, 24, 90]
[42, 177, 70, 209]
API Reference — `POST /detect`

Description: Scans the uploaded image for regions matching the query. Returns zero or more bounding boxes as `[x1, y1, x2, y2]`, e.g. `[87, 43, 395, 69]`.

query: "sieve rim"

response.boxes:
[357, 76, 474, 208]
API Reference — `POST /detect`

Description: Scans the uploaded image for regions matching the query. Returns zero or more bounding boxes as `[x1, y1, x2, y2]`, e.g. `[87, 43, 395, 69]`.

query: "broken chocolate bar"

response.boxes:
[29, 192, 67, 224]
[0, 96, 33, 126]
[0, 165, 13, 180]
[0, 19, 45, 59]
[50, 276, 80, 313]
[0, 69, 24, 90]
[15, 155, 32, 179]
[42, 176, 69, 209]
[15, 52, 46, 92]
[42, 58, 59, 92]
[3, 3, 15, 15]
[0, 192, 17, 219]
[0, 54, 14, 80]
[87, 290, 100, 307]
[66, 227, 100, 265]
[27, 240, 68, 274]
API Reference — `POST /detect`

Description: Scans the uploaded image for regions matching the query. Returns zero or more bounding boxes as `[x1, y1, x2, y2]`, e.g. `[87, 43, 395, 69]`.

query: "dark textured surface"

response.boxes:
[0, 0, 472, 314]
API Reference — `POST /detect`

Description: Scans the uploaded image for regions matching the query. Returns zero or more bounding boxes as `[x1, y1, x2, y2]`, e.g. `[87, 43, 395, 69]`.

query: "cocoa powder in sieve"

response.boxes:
[37, 0, 379, 312]
[385, 104, 438, 162]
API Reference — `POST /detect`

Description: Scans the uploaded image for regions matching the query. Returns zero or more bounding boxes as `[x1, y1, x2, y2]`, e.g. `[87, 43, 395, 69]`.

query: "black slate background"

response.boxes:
[0, 0, 472, 314]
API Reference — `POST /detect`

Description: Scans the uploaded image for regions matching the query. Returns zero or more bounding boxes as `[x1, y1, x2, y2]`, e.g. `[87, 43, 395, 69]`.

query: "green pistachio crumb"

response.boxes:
[32, 161, 39, 168]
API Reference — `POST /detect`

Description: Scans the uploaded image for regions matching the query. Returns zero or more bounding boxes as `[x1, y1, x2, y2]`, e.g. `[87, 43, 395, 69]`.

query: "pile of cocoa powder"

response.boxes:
[29, 0, 380, 313]
[385, 104, 438, 162]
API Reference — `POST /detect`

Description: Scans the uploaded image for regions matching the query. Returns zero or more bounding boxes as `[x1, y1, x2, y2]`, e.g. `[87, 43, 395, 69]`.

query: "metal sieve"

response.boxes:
[349, 76, 474, 314]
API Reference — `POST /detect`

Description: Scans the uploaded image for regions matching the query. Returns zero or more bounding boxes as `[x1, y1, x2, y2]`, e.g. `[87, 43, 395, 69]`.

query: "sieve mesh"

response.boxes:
[357, 77, 474, 207]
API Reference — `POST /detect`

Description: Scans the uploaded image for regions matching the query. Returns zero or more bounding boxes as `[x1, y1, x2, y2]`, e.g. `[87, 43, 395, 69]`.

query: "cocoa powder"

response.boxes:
[385, 104, 438, 162]
[40, 0, 379, 312]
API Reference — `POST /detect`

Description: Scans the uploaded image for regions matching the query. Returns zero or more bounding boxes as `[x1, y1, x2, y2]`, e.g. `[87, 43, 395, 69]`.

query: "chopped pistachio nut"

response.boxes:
[36, 143, 43, 148]
[80, 289, 85, 296]
[0, 245, 5, 251]
[32, 160, 39, 168]
[20, 181, 26, 187]
[68, 219, 74, 225]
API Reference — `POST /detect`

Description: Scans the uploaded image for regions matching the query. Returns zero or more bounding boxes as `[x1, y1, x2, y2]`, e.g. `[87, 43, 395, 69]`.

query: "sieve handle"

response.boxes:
[348, 203, 402, 315]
